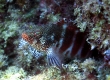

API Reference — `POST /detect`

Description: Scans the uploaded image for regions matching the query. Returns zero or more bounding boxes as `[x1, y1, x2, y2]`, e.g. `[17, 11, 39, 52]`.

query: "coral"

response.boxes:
[0, 0, 6, 22]
[81, 58, 96, 72]
[72, 0, 110, 53]
[0, 54, 7, 68]
[0, 66, 26, 80]
[0, 0, 6, 13]
[0, 11, 20, 72]
[7, 9, 22, 20]
[32, 67, 62, 80]
[47, 13, 60, 24]
[29, 58, 98, 80]
[0, 21, 19, 64]
[106, 75, 110, 80]
[30, 66, 77, 80]
[97, 66, 110, 80]
[1, 21, 19, 41]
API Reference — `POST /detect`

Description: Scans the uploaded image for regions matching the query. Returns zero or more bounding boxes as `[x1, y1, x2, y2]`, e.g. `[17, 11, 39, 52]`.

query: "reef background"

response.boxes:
[0, 0, 110, 80]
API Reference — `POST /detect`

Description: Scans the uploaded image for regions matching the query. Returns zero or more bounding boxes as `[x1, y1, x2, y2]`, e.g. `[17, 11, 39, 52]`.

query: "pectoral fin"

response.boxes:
[47, 47, 63, 69]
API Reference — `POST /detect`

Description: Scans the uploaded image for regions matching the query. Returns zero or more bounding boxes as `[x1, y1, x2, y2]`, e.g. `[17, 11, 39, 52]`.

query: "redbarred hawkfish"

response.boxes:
[21, 24, 92, 69]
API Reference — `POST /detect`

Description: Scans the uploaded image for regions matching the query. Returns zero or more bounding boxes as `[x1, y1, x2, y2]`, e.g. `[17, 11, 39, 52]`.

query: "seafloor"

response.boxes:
[0, 0, 110, 80]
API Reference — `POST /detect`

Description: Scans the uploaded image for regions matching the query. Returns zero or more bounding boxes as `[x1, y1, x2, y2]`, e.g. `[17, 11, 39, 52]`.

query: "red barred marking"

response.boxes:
[56, 25, 91, 59]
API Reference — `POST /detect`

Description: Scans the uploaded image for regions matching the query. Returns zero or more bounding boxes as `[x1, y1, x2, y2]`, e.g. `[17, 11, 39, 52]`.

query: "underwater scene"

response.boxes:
[0, 0, 110, 80]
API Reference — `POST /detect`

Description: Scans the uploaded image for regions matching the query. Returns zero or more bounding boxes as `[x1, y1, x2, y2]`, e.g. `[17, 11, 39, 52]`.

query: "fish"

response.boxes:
[21, 23, 94, 69]
[46, 24, 93, 69]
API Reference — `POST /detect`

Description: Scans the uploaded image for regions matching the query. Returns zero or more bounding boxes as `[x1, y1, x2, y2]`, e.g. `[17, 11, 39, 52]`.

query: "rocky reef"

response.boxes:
[0, 0, 110, 80]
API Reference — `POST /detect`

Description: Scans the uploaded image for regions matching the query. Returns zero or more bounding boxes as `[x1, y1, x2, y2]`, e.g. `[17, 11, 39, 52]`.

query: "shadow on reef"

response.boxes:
[4, 36, 18, 66]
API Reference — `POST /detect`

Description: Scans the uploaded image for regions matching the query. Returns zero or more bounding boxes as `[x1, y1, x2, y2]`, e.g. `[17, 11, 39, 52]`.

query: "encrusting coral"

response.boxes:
[0, 54, 7, 69]
[29, 58, 98, 80]
[0, 66, 26, 80]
